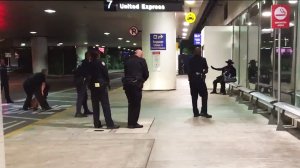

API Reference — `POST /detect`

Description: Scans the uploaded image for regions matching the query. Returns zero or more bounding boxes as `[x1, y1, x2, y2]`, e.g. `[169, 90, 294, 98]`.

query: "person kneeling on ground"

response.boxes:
[22, 69, 52, 111]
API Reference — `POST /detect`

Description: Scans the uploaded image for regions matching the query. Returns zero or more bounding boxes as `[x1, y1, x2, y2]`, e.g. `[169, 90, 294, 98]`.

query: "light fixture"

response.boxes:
[133, 43, 137, 46]
[290, 22, 295, 27]
[183, 22, 189, 26]
[30, 31, 37, 34]
[289, 0, 298, 4]
[184, 12, 187, 16]
[20, 43, 26, 47]
[101, 46, 105, 48]
[57, 43, 63, 46]
[127, 49, 130, 51]
[118, 46, 121, 49]
[123, 48, 126, 50]
[182, 28, 188, 32]
[182, 36, 186, 39]
[95, 44, 99, 47]
[126, 40, 130, 43]
[84, 42, 88, 45]
[44, 9, 56, 14]
[262, 11, 271, 17]
[182, 32, 187, 36]
[185, 0, 195, 5]
[104, 32, 110, 35]
[247, 22, 252, 26]
[118, 38, 123, 40]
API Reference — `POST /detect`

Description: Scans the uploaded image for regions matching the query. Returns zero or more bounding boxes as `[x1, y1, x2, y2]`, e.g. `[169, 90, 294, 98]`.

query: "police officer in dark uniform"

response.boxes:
[88, 51, 119, 129]
[74, 52, 93, 118]
[22, 69, 51, 111]
[188, 48, 212, 118]
[0, 58, 13, 103]
[211, 59, 236, 95]
[123, 49, 149, 128]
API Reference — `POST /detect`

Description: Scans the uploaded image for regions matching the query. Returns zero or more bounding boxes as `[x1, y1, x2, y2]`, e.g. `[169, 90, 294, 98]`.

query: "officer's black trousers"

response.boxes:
[189, 80, 208, 115]
[125, 86, 142, 126]
[23, 83, 50, 109]
[91, 88, 114, 127]
[212, 75, 226, 93]
[76, 84, 90, 114]
[1, 79, 12, 101]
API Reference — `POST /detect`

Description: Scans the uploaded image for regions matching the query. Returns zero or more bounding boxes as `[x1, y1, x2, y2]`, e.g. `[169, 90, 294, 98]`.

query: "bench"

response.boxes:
[236, 87, 256, 104]
[227, 82, 241, 96]
[258, 83, 272, 93]
[249, 92, 277, 124]
[274, 102, 300, 131]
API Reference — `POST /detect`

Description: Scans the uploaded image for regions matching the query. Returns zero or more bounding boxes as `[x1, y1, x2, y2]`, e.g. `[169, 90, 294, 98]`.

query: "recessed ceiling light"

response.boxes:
[290, 22, 295, 27]
[20, 43, 26, 47]
[126, 40, 130, 43]
[30, 31, 37, 34]
[247, 22, 252, 26]
[57, 43, 63, 46]
[185, 0, 195, 5]
[183, 22, 189, 26]
[182, 28, 188, 32]
[133, 43, 137, 46]
[84, 42, 88, 45]
[261, 28, 273, 32]
[127, 49, 130, 51]
[101, 46, 105, 48]
[44, 9, 56, 14]
[289, 0, 297, 4]
[123, 48, 126, 50]
[104, 32, 110, 35]
[95, 44, 99, 47]
[262, 11, 271, 17]
[182, 33, 187, 36]
[118, 46, 121, 49]
[182, 36, 186, 39]
[118, 38, 123, 40]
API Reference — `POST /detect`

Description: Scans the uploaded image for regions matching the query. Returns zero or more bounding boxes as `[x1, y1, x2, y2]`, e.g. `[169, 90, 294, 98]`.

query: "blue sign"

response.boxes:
[194, 33, 201, 46]
[150, 34, 166, 50]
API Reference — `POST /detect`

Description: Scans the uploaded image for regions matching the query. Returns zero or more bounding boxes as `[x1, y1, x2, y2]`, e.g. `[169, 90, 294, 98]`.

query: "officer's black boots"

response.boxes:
[200, 113, 212, 118]
[75, 113, 87, 118]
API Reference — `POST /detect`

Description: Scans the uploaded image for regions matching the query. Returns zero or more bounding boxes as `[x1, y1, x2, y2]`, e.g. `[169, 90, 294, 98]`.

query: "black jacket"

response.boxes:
[0, 64, 8, 81]
[89, 59, 109, 89]
[124, 55, 149, 87]
[212, 65, 236, 77]
[188, 55, 208, 81]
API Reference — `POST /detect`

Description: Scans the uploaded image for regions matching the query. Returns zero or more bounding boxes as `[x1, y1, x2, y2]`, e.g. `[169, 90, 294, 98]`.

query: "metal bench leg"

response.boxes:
[276, 110, 285, 131]
[253, 99, 258, 114]
[268, 107, 277, 125]
[235, 91, 240, 102]
[239, 92, 244, 104]
[248, 95, 254, 110]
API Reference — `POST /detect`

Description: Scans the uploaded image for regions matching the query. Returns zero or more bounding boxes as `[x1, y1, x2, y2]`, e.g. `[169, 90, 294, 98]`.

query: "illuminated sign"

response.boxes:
[185, 12, 196, 24]
[104, 0, 183, 12]
[150, 34, 166, 50]
[194, 33, 201, 46]
[271, 4, 290, 29]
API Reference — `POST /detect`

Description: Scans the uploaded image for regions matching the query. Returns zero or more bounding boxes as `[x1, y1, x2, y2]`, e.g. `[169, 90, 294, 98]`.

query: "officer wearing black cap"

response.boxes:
[188, 47, 212, 118]
[211, 59, 236, 95]
[88, 50, 119, 129]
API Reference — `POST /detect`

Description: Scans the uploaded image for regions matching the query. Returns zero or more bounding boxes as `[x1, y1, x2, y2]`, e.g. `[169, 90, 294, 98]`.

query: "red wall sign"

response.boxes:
[271, 4, 291, 29]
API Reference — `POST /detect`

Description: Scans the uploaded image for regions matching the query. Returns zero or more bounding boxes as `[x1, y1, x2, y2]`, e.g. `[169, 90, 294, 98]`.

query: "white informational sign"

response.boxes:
[5, 53, 11, 58]
[152, 51, 160, 71]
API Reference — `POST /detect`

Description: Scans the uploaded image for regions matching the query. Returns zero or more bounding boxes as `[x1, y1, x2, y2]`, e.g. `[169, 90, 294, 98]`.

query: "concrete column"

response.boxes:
[142, 12, 177, 90]
[31, 37, 48, 73]
[0, 93, 6, 167]
[76, 46, 87, 66]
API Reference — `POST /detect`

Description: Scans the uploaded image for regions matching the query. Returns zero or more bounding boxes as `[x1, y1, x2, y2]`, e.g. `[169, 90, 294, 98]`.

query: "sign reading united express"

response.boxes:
[104, 0, 183, 12]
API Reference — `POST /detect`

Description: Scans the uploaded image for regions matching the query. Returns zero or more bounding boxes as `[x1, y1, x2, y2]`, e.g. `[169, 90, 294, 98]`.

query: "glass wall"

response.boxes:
[295, 1, 300, 107]
[231, 0, 299, 105]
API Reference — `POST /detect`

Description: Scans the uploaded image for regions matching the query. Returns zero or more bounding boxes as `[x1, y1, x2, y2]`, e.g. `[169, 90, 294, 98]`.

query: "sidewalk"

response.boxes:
[4, 75, 300, 168]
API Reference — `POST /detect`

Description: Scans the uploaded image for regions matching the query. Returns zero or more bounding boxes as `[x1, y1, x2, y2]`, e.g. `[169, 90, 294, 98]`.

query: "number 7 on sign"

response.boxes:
[107, 0, 113, 9]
